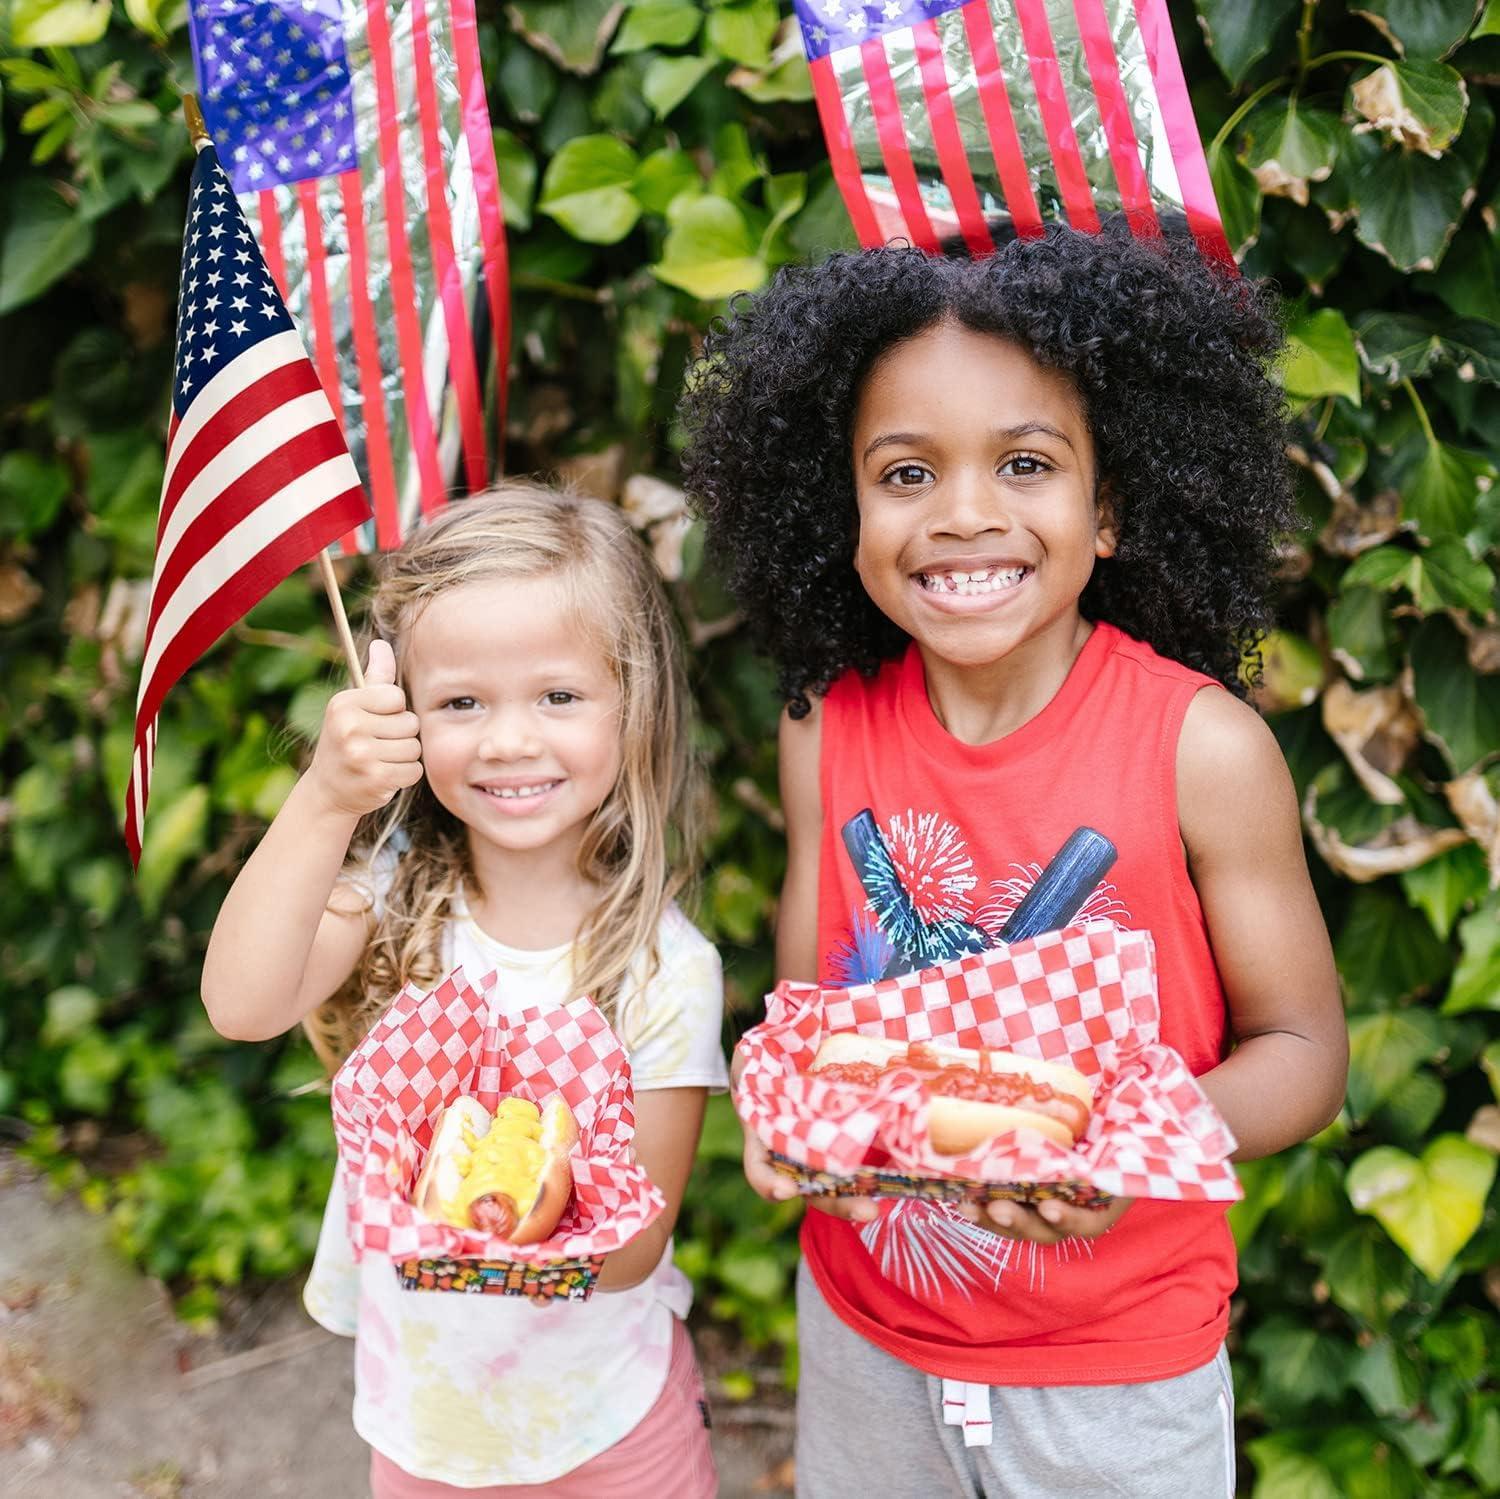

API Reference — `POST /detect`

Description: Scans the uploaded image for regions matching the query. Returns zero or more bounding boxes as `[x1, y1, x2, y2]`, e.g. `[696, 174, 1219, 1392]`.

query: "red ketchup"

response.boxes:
[814, 1042, 1087, 1137]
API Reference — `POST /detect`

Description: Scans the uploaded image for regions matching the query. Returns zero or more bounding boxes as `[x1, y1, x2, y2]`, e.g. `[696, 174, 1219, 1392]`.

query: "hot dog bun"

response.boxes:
[808, 1034, 1093, 1153]
[413, 1094, 579, 1242]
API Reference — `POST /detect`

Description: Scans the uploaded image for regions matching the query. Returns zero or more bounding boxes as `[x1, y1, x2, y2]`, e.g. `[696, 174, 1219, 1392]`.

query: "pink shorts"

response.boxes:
[368, 1317, 717, 1498]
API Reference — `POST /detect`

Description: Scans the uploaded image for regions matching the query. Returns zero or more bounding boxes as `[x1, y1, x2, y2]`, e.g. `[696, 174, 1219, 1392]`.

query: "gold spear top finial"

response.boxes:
[183, 94, 212, 151]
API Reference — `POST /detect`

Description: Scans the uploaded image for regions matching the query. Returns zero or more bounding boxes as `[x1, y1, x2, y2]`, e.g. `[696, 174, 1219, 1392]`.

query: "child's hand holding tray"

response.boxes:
[733, 923, 1242, 1208]
[332, 967, 666, 1301]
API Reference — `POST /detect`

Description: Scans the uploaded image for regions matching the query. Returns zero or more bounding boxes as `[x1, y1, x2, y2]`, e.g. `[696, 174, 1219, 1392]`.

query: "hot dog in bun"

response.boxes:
[413, 1094, 578, 1241]
[808, 1035, 1093, 1153]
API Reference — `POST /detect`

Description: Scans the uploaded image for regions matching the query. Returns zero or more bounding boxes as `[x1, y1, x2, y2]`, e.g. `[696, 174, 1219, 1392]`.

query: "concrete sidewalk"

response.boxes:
[0, 1156, 793, 1497]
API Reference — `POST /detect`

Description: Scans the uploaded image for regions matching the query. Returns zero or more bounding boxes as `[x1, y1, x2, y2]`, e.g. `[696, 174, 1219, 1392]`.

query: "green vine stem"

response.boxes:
[1402, 377, 1439, 447]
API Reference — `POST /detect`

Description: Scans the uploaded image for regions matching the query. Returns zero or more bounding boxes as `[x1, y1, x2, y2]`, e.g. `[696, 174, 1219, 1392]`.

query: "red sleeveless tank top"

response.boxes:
[803, 622, 1237, 1385]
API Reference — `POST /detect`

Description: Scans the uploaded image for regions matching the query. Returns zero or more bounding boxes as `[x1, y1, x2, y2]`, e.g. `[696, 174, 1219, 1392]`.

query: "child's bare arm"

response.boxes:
[596, 1086, 708, 1290]
[1177, 688, 1349, 1159]
[201, 641, 424, 1041]
[774, 700, 823, 985]
[971, 687, 1347, 1246]
[734, 703, 881, 1220]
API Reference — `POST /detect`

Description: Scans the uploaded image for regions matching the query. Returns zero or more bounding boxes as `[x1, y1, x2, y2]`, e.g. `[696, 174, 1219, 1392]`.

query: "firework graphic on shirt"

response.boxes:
[830, 808, 1124, 1296]
[974, 863, 1132, 938]
[859, 1199, 1098, 1301]
[840, 809, 996, 976]
[828, 908, 898, 988]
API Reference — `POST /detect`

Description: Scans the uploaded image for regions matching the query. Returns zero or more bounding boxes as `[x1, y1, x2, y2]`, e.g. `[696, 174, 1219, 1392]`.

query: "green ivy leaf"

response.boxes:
[1352, 1, 1485, 60]
[1349, 1336, 1424, 1417]
[0, 177, 95, 314]
[1315, 1425, 1427, 1497]
[0, 449, 71, 537]
[632, 147, 701, 214]
[1395, 436, 1496, 539]
[1458, 1396, 1500, 1492]
[1434, 317, 1500, 383]
[715, 1239, 787, 1302]
[1345, 90, 1489, 271]
[611, 0, 702, 54]
[642, 54, 715, 119]
[41, 985, 101, 1047]
[1400, 840, 1490, 936]
[1335, 883, 1453, 1008]
[1482, 1039, 1500, 1100]
[538, 134, 642, 243]
[1355, 311, 1445, 381]
[498, 40, 559, 123]
[1283, 306, 1362, 402]
[1254, 628, 1324, 711]
[1416, 226, 1500, 321]
[492, 128, 537, 231]
[704, 0, 780, 69]
[1246, 1318, 1354, 1412]
[1347, 1135, 1497, 1279]
[1322, 1224, 1420, 1330]
[1443, 895, 1500, 1012]
[1346, 538, 1495, 611]
[10, 0, 112, 46]
[651, 194, 767, 300]
[1327, 586, 1398, 681]
[728, 53, 814, 104]
[1193, 0, 1300, 86]
[1421, 1308, 1491, 1378]
[1350, 58, 1469, 154]
[59, 1028, 127, 1114]
[1244, 1439, 1344, 1499]
[506, 0, 624, 75]
[1241, 100, 1343, 204]
[123, 0, 179, 40]
[1346, 1009, 1445, 1123]
[1410, 616, 1500, 772]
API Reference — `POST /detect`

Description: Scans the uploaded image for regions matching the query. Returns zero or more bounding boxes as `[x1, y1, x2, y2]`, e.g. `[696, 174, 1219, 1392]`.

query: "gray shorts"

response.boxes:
[794, 1261, 1235, 1499]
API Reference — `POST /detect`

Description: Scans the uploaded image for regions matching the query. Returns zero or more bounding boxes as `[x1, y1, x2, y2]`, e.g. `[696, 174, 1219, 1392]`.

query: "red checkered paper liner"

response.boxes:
[332, 965, 666, 1262]
[735, 923, 1240, 1203]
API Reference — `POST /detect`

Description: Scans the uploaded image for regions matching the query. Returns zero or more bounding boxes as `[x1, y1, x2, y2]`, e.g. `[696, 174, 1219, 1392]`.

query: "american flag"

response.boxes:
[124, 143, 371, 866]
[186, 0, 509, 552]
[796, 0, 1231, 263]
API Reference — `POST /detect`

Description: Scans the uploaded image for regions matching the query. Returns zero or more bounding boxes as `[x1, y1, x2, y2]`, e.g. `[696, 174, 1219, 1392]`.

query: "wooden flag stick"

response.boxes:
[317, 550, 365, 687]
[183, 92, 365, 689]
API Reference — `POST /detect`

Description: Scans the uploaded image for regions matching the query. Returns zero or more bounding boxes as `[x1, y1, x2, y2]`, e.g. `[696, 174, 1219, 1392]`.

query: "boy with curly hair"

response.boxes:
[681, 226, 1348, 1497]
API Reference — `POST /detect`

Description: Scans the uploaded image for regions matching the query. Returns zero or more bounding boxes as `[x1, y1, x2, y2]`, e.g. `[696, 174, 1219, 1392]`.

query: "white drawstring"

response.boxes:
[941, 1378, 993, 1447]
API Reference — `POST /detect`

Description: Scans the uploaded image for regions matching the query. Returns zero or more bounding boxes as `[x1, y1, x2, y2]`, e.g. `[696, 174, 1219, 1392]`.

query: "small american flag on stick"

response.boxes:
[796, 0, 1231, 264]
[124, 137, 371, 867]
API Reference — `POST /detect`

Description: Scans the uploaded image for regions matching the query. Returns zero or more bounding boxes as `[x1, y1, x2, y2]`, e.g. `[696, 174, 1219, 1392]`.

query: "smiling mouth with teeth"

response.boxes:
[915, 565, 1031, 596]
[479, 781, 561, 800]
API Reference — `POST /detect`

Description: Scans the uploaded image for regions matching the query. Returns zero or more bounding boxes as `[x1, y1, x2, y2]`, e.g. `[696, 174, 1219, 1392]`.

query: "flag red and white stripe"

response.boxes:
[796, 0, 1233, 264]
[125, 144, 371, 865]
[187, 0, 509, 553]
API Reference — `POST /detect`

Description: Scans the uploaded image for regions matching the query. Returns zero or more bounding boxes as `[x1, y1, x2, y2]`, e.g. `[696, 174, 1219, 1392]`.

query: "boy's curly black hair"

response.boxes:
[678, 225, 1294, 715]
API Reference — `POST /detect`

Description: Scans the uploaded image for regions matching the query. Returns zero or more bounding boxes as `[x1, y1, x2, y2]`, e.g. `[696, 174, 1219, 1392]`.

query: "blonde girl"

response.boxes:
[202, 484, 725, 1498]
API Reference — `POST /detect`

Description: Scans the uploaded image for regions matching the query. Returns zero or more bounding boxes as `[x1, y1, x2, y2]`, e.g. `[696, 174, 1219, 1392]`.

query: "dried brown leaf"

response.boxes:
[1322, 679, 1421, 805]
[1445, 771, 1500, 886]
[1303, 783, 1468, 882]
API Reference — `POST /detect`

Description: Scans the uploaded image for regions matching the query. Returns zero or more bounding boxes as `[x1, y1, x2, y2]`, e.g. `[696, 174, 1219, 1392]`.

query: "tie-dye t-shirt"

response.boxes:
[303, 896, 728, 1487]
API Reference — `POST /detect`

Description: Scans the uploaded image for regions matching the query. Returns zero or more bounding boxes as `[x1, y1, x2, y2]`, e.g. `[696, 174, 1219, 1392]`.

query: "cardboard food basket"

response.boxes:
[734, 922, 1241, 1209]
[332, 966, 665, 1302]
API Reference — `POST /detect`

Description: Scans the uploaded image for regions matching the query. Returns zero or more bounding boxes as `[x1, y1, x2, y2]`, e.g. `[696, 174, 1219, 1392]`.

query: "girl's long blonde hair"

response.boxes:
[303, 481, 705, 1071]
